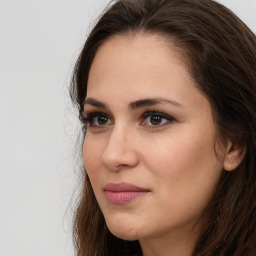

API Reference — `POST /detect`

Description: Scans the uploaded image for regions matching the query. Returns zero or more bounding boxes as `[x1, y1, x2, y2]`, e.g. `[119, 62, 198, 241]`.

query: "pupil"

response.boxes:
[98, 116, 107, 125]
[150, 115, 162, 125]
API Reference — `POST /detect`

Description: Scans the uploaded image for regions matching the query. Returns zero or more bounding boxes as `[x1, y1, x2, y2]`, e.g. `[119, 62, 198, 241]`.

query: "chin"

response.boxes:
[105, 215, 142, 240]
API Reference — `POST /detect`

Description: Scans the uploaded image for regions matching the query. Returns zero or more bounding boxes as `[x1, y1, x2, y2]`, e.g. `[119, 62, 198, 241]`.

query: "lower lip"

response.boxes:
[104, 191, 148, 204]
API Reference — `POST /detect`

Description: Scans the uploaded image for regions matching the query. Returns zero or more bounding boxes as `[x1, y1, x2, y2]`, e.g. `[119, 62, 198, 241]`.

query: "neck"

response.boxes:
[139, 223, 200, 256]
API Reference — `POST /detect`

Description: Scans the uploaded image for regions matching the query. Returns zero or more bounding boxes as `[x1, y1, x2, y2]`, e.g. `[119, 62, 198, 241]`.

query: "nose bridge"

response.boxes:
[106, 123, 128, 152]
[101, 122, 138, 170]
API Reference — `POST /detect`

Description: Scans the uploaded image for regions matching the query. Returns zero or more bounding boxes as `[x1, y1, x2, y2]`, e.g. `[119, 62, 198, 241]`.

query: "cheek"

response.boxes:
[142, 138, 222, 227]
[82, 135, 102, 178]
[143, 131, 222, 197]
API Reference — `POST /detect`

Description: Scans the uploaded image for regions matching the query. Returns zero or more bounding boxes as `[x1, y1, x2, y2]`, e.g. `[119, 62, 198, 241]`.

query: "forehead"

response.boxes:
[86, 33, 216, 138]
[87, 34, 196, 101]
[88, 33, 186, 75]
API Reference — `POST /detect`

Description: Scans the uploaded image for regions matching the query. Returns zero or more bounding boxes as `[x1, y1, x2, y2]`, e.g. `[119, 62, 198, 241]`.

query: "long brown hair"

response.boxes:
[70, 0, 256, 255]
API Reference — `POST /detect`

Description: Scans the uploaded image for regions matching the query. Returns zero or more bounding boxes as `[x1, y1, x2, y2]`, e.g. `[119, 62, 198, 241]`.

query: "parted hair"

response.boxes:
[70, 0, 256, 255]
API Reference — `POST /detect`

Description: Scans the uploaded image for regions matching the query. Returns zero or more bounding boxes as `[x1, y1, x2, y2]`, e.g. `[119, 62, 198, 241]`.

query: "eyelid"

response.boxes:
[141, 111, 174, 120]
[83, 111, 113, 128]
[82, 110, 106, 121]
[82, 110, 175, 129]
[84, 111, 108, 119]
[141, 111, 175, 127]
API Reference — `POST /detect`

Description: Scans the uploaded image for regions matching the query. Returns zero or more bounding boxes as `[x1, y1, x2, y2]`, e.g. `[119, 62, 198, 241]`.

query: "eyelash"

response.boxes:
[82, 110, 175, 129]
[141, 111, 175, 127]
[83, 112, 112, 128]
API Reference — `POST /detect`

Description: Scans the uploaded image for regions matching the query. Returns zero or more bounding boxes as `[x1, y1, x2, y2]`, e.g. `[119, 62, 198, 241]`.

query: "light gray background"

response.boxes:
[0, 1, 255, 256]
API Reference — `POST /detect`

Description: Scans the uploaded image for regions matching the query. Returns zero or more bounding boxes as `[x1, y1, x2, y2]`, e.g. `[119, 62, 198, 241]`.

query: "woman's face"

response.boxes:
[83, 34, 225, 246]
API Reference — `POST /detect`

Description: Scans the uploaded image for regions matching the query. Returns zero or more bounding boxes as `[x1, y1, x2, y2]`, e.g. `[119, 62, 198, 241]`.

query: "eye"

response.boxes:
[141, 111, 174, 127]
[84, 112, 112, 127]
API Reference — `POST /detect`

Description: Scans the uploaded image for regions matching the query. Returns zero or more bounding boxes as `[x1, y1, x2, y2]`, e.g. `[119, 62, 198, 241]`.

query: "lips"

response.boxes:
[103, 183, 150, 204]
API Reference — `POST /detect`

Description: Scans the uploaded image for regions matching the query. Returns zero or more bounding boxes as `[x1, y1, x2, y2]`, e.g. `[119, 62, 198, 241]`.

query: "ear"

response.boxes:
[223, 137, 246, 171]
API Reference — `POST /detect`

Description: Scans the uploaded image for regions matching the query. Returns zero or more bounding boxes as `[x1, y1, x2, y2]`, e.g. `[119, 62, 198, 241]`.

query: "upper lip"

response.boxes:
[104, 183, 150, 192]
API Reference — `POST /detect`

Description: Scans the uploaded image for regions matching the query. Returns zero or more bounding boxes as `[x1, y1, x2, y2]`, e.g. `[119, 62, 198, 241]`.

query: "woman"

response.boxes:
[70, 0, 256, 255]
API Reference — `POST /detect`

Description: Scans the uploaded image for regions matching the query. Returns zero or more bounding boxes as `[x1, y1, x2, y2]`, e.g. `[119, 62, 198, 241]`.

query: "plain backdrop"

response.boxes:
[0, 1, 255, 256]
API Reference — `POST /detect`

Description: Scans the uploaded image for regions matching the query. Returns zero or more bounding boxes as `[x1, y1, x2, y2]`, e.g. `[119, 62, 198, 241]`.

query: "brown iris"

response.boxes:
[97, 115, 109, 125]
[150, 115, 162, 125]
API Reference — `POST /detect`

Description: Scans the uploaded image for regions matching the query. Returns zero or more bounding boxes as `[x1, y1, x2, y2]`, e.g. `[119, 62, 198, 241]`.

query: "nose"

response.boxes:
[101, 125, 139, 171]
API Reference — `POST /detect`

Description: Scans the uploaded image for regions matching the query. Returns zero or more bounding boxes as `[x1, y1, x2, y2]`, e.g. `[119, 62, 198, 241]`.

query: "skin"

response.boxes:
[83, 34, 235, 256]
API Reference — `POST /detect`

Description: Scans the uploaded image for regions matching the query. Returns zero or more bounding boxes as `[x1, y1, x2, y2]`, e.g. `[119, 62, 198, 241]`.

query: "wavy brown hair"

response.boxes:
[70, 0, 256, 255]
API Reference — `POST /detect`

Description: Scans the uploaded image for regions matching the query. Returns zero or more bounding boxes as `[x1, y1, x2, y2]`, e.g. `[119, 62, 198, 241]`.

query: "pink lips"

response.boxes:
[104, 183, 149, 204]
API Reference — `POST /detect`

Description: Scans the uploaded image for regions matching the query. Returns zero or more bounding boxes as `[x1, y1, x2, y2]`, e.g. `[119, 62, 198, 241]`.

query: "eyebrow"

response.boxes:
[84, 98, 107, 109]
[129, 98, 182, 109]
[84, 97, 182, 110]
